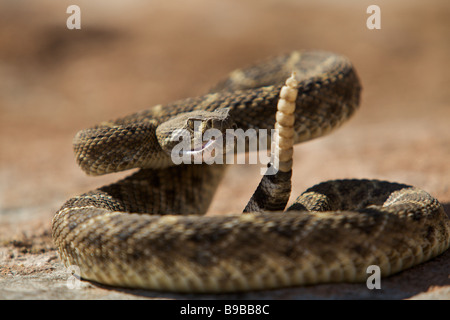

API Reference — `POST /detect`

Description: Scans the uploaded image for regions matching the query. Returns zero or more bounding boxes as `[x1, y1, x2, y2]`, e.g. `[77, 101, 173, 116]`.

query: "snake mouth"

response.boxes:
[183, 139, 217, 156]
[182, 132, 236, 159]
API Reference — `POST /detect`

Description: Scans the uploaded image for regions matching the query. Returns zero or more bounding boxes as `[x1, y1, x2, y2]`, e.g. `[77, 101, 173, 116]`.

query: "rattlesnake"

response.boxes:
[52, 51, 450, 292]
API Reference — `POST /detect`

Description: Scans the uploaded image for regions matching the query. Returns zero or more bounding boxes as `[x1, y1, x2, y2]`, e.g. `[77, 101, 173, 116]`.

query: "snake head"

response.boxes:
[156, 108, 237, 164]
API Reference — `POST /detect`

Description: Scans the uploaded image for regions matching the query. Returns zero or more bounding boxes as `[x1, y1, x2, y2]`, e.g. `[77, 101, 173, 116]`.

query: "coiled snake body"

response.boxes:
[52, 51, 450, 292]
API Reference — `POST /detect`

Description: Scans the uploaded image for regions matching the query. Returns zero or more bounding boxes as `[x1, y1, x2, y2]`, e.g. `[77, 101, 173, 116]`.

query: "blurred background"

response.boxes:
[0, 0, 449, 297]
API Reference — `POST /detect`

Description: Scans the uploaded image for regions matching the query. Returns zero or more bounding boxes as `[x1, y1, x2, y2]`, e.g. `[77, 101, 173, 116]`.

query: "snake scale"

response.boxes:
[52, 51, 450, 292]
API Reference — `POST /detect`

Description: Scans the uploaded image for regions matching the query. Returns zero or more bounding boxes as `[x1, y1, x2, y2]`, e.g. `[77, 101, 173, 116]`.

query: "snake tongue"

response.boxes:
[184, 132, 235, 162]
[185, 139, 216, 156]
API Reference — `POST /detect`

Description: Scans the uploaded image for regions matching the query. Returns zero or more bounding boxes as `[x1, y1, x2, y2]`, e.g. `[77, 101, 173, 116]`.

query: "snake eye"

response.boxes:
[187, 118, 201, 131]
